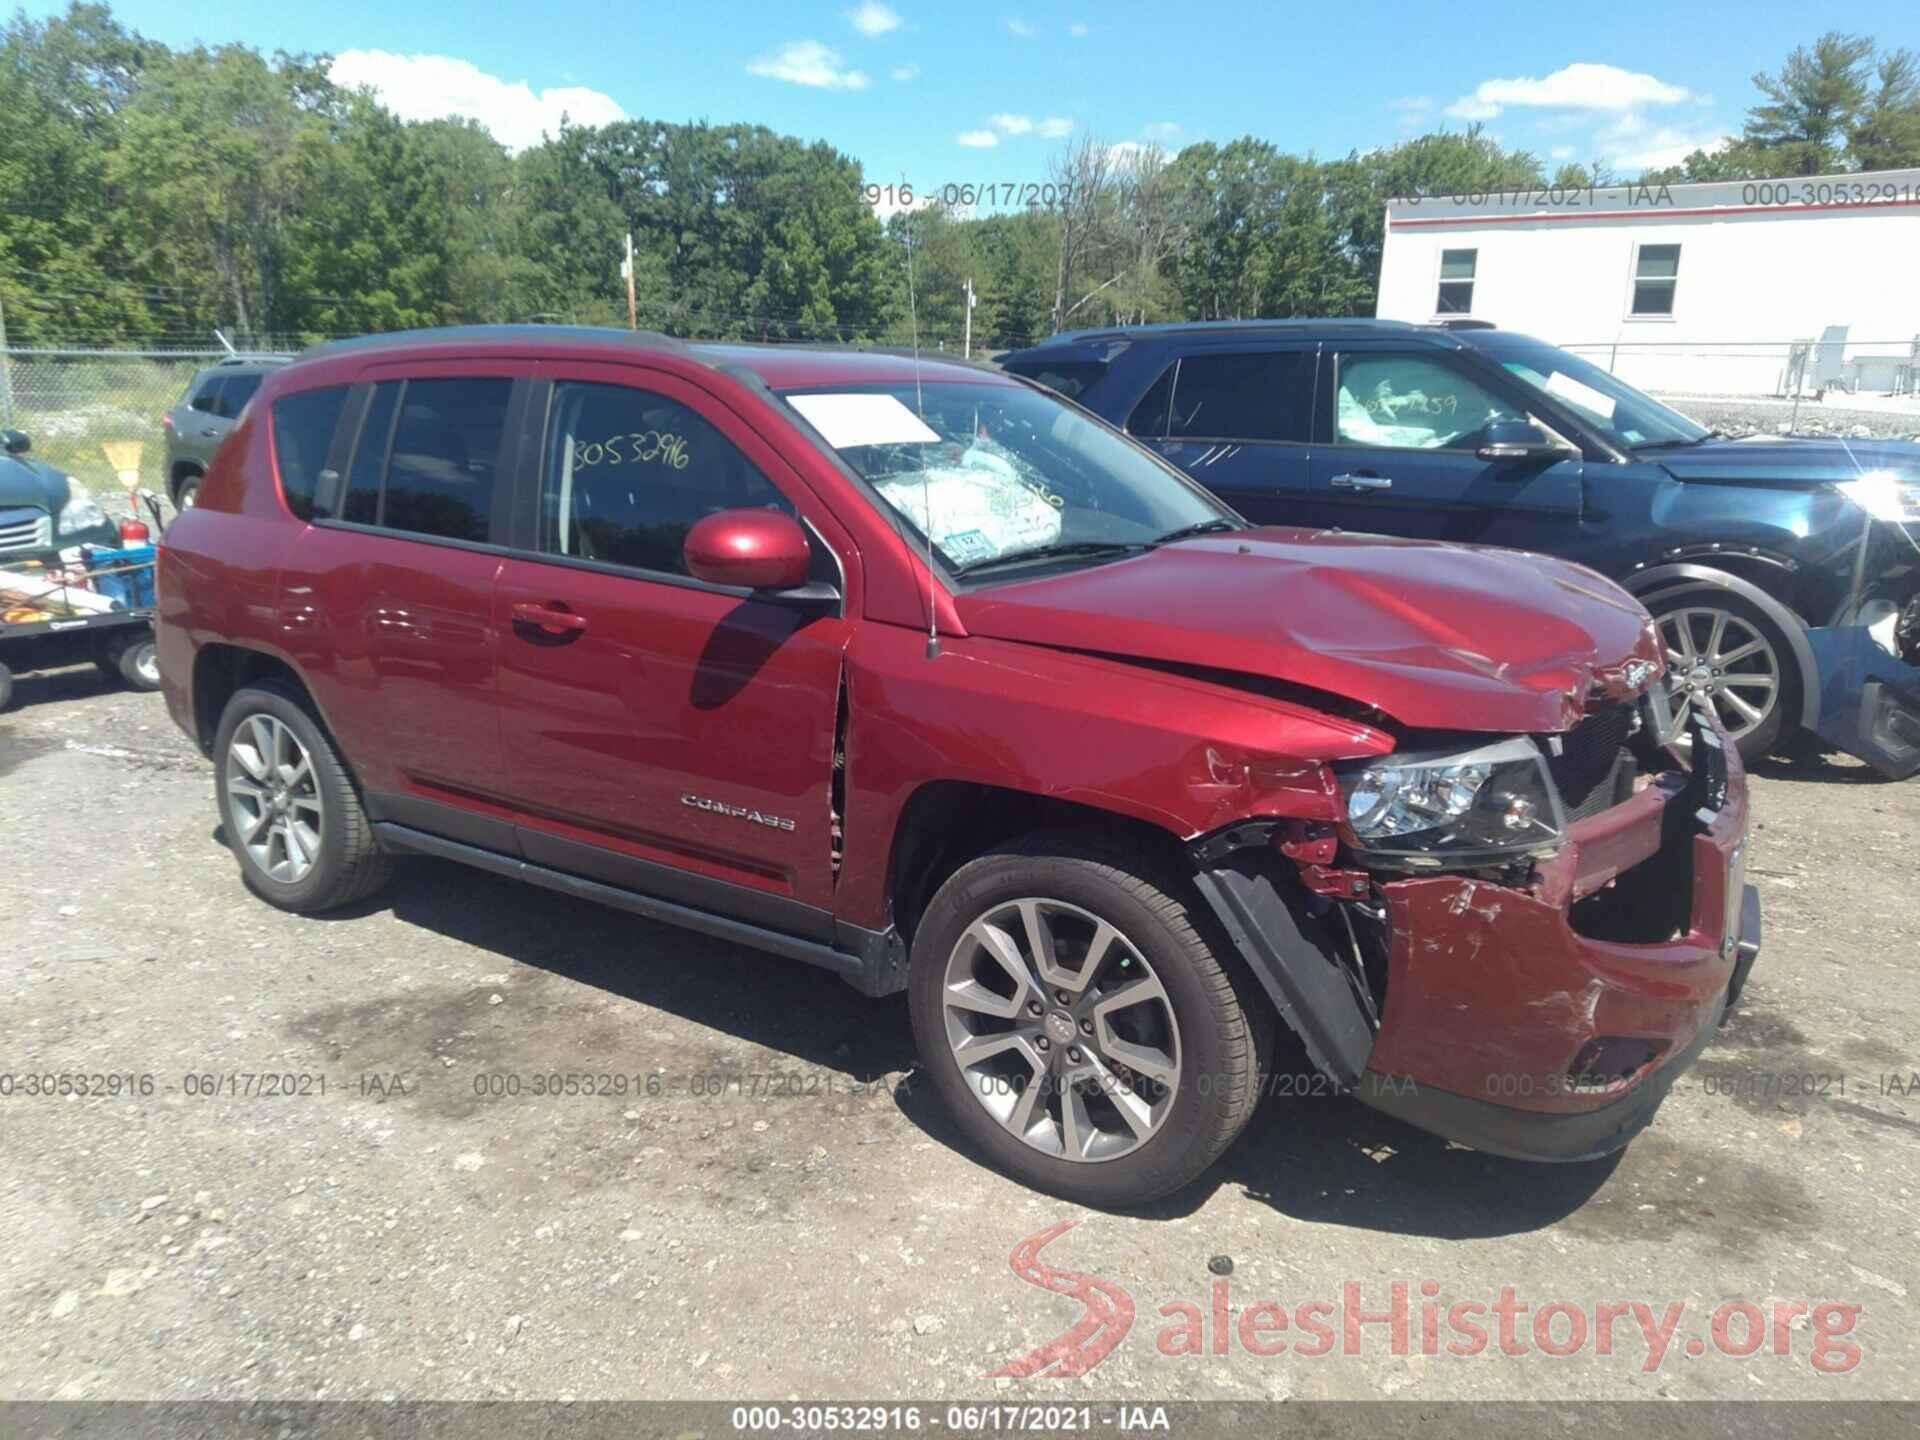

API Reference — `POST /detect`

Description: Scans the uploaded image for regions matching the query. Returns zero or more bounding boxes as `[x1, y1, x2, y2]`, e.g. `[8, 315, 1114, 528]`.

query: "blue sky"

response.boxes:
[39, 0, 1920, 205]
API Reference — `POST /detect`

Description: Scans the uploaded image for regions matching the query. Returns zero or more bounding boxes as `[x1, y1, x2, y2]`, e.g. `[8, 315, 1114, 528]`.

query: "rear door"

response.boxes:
[180, 372, 232, 465]
[1306, 344, 1583, 544]
[1127, 345, 1324, 528]
[492, 364, 853, 922]
[279, 364, 523, 839]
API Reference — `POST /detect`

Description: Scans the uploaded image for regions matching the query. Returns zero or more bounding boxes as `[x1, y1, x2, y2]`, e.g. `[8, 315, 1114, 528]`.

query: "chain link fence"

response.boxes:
[0, 348, 235, 496]
[1556, 336, 1920, 441]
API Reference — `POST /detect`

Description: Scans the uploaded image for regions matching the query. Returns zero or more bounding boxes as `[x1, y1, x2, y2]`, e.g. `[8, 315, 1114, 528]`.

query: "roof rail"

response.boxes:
[300, 324, 695, 361]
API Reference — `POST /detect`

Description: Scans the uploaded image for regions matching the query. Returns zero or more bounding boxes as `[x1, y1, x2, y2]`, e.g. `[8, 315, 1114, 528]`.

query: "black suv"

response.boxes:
[162, 356, 289, 507]
[1002, 320, 1920, 777]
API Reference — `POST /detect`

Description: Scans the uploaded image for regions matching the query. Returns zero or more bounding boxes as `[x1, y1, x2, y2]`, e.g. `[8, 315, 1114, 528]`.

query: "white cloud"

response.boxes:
[327, 50, 624, 152]
[890, 64, 919, 81]
[1549, 144, 1576, 160]
[1445, 63, 1692, 121]
[957, 129, 1000, 148]
[1068, 21, 1089, 36]
[747, 40, 870, 90]
[867, 188, 937, 220]
[1388, 95, 1435, 131]
[846, 2, 902, 36]
[1104, 140, 1167, 168]
[1036, 116, 1073, 138]
[1007, 17, 1035, 36]
[1594, 112, 1731, 172]
[990, 112, 1035, 135]
[1141, 120, 1182, 141]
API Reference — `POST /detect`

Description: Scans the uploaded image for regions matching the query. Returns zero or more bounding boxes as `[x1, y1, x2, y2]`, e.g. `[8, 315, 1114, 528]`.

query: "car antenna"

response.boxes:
[905, 214, 940, 660]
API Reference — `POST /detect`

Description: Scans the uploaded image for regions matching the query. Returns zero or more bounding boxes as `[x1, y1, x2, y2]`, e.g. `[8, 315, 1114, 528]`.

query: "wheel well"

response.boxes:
[191, 644, 308, 754]
[883, 781, 1187, 948]
[171, 460, 205, 487]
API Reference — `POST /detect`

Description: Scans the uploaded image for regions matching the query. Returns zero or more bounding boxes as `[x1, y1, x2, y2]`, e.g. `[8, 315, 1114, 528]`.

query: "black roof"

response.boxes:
[1026, 317, 1483, 350]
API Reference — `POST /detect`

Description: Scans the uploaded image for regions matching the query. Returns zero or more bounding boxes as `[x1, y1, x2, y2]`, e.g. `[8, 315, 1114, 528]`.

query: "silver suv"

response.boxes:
[162, 356, 288, 506]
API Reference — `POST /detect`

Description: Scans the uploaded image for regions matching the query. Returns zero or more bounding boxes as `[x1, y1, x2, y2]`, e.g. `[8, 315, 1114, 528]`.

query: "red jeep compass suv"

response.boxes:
[155, 326, 1761, 1205]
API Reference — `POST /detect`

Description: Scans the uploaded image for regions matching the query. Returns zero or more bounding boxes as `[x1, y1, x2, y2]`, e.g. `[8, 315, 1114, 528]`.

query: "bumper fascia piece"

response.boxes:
[1804, 623, 1920, 779]
[1357, 720, 1759, 1162]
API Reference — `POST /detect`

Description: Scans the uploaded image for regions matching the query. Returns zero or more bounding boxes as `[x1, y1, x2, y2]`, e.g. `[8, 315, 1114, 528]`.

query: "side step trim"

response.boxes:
[374, 821, 877, 988]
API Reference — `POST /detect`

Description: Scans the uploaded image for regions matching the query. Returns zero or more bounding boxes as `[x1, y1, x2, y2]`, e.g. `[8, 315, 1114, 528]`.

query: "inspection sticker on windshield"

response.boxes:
[788, 393, 941, 450]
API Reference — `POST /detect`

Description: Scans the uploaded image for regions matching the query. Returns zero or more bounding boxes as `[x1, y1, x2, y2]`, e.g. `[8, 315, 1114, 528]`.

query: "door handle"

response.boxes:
[200, 427, 220, 437]
[1329, 472, 1393, 491]
[511, 601, 588, 636]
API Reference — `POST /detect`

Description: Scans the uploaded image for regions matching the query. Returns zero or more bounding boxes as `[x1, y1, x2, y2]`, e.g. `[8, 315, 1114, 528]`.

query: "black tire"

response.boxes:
[174, 473, 202, 509]
[94, 631, 160, 692]
[1646, 587, 1803, 764]
[0, 662, 13, 712]
[213, 683, 391, 913]
[907, 832, 1272, 1206]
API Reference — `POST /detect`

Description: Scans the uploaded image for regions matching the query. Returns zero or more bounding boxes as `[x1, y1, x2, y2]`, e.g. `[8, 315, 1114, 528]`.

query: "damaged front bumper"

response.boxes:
[1805, 621, 1920, 779]
[1355, 720, 1759, 1161]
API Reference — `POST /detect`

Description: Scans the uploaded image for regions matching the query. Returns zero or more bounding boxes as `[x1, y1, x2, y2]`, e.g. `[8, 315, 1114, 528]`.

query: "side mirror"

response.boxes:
[684, 509, 815, 593]
[1477, 420, 1573, 464]
[1, 428, 29, 455]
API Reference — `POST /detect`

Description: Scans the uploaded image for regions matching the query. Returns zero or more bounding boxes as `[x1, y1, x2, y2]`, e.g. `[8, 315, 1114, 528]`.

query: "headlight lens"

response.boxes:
[58, 482, 109, 535]
[1335, 736, 1565, 868]
[1836, 472, 1920, 524]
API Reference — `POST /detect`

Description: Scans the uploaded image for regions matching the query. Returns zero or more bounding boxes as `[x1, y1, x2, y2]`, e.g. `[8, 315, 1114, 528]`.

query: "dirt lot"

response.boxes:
[3, 667, 1918, 1405]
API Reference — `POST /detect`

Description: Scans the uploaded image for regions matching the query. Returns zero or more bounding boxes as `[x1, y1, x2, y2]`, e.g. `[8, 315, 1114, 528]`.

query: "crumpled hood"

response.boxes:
[955, 527, 1663, 734]
[0, 454, 78, 511]
[1655, 434, 1920, 485]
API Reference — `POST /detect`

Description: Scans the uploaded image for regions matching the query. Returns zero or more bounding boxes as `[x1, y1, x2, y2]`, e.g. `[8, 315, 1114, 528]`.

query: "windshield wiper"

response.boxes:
[1631, 430, 1727, 451]
[951, 540, 1146, 576]
[1148, 518, 1242, 546]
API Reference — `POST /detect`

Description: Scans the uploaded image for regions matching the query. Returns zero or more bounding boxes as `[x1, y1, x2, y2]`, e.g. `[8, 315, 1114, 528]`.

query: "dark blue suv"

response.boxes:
[1001, 320, 1920, 777]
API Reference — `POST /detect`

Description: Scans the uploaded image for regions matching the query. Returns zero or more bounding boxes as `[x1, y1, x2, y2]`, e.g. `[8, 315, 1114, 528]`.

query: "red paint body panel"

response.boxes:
[1365, 734, 1749, 1114]
[957, 529, 1664, 734]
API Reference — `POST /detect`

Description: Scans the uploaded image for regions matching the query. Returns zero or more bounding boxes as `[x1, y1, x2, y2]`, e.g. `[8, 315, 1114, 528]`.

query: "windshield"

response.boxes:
[780, 381, 1231, 575]
[1479, 336, 1710, 451]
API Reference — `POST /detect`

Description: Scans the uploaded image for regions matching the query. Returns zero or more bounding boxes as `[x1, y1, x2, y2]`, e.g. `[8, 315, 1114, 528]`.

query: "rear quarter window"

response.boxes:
[270, 386, 349, 521]
[1002, 359, 1109, 402]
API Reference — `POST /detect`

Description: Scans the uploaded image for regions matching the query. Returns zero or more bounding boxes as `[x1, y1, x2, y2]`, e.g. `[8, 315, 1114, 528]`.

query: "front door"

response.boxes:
[493, 365, 851, 924]
[1306, 346, 1583, 545]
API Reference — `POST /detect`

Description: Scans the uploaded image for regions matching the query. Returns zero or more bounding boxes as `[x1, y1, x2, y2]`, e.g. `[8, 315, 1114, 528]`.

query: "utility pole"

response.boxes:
[962, 277, 976, 360]
[623, 233, 638, 331]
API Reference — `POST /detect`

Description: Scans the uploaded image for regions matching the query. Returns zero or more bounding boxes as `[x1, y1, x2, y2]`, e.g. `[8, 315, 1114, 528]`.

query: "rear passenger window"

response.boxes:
[538, 382, 794, 578]
[188, 376, 222, 413]
[1007, 360, 1108, 402]
[269, 385, 349, 522]
[1166, 351, 1315, 443]
[330, 377, 510, 542]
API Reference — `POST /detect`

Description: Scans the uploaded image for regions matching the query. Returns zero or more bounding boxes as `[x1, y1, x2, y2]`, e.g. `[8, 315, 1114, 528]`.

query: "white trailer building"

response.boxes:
[1375, 168, 1920, 398]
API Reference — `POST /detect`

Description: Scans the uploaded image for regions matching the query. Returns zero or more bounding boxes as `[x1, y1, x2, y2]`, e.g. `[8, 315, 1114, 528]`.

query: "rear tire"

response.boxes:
[174, 474, 201, 509]
[95, 631, 161, 692]
[907, 832, 1271, 1206]
[0, 662, 13, 712]
[214, 683, 391, 913]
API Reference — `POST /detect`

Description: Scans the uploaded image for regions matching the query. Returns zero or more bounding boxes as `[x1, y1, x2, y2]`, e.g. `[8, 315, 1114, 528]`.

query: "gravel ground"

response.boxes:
[1649, 391, 1920, 442]
[3, 670, 1918, 1404]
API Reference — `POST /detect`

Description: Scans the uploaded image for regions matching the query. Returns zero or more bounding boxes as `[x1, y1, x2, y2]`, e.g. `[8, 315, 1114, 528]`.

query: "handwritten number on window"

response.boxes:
[570, 431, 692, 470]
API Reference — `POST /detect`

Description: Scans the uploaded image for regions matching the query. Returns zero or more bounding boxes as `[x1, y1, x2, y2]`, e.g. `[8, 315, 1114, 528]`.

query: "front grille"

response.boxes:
[1548, 703, 1635, 823]
[0, 506, 52, 556]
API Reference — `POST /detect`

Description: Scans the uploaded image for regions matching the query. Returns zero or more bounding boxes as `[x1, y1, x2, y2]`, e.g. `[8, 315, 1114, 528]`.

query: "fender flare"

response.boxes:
[1623, 562, 1821, 732]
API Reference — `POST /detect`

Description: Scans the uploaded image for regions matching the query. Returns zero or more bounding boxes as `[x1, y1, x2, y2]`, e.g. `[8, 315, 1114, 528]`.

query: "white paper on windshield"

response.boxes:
[1544, 371, 1618, 421]
[788, 393, 941, 450]
[873, 463, 1063, 564]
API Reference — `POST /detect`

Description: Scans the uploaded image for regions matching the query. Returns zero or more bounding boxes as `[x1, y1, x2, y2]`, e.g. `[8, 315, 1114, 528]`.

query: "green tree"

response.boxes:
[1743, 31, 1876, 174]
[1849, 49, 1920, 170]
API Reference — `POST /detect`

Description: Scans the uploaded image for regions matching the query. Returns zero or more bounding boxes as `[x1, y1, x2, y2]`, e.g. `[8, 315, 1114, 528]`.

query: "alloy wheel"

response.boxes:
[941, 898, 1180, 1163]
[225, 713, 325, 884]
[1657, 606, 1780, 744]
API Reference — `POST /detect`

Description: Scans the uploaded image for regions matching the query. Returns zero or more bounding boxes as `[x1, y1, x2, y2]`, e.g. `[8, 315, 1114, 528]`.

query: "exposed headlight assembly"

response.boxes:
[1335, 736, 1566, 870]
[1835, 471, 1920, 525]
[57, 481, 109, 535]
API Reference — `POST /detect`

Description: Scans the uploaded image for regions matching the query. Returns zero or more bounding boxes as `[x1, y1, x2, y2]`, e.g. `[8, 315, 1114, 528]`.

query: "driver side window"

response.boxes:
[1331, 353, 1521, 452]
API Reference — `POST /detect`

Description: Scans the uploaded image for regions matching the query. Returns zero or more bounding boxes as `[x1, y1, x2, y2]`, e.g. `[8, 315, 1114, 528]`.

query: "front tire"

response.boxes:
[1648, 589, 1801, 763]
[908, 834, 1271, 1206]
[213, 684, 391, 912]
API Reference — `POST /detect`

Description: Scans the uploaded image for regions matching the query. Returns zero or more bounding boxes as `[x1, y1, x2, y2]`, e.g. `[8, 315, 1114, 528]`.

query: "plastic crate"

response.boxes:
[89, 544, 157, 610]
